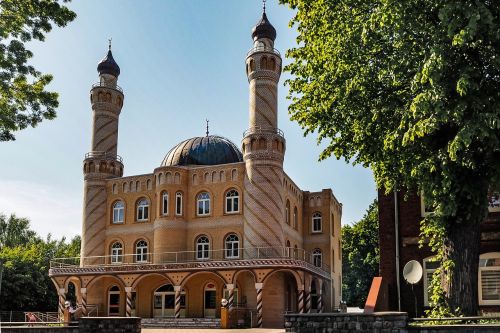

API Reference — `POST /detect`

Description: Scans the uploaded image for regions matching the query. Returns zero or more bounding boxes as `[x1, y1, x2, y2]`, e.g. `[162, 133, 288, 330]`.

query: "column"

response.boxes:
[297, 287, 305, 314]
[255, 283, 263, 328]
[317, 289, 323, 313]
[80, 288, 87, 317]
[305, 289, 311, 314]
[226, 284, 235, 314]
[125, 287, 132, 317]
[174, 286, 181, 319]
[58, 288, 66, 321]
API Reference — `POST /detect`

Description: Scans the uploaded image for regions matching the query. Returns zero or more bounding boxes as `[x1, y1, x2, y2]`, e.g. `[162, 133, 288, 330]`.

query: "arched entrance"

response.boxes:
[154, 284, 186, 318]
[262, 270, 300, 328]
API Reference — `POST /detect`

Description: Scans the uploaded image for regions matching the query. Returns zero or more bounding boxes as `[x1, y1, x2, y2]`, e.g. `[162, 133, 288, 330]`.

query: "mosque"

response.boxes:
[49, 8, 342, 328]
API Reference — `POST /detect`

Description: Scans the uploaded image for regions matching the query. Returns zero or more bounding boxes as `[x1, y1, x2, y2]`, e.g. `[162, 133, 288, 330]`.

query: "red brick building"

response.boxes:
[378, 190, 500, 316]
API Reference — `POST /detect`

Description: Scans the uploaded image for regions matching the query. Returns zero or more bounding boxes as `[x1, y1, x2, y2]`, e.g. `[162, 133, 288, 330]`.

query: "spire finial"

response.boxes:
[263, 0, 266, 13]
[206, 119, 209, 136]
[108, 38, 112, 51]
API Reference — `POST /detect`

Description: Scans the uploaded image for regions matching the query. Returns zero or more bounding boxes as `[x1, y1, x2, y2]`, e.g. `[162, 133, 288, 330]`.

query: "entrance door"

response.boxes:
[154, 285, 175, 317]
[204, 283, 217, 318]
[108, 286, 120, 316]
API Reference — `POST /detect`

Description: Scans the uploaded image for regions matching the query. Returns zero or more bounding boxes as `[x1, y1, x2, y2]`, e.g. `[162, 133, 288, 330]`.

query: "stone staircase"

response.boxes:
[142, 317, 222, 328]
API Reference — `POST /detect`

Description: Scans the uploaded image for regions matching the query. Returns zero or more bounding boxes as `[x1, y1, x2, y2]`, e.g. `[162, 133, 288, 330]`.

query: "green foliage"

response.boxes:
[280, 0, 500, 315]
[342, 200, 379, 307]
[0, 213, 39, 248]
[0, 0, 76, 141]
[0, 213, 80, 311]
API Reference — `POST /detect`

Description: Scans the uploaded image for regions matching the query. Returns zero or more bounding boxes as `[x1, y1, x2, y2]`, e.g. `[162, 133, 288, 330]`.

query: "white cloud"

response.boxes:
[0, 179, 82, 240]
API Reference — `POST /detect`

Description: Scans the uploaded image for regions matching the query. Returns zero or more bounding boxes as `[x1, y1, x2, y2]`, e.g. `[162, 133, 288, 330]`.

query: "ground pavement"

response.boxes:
[142, 329, 285, 333]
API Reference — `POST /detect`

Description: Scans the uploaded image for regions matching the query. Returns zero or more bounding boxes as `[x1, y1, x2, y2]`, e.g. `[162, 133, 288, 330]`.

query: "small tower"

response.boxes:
[81, 44, 124, 262]
[242, 8, 286, 250]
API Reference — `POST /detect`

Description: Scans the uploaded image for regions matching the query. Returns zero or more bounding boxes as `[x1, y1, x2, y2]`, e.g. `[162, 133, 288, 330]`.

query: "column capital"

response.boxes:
[125, 287, 132, 293]
[255, 282, 263, 289]
[297, 286, 304, 291]
[174, 285, 182, 292]
[59, 288, 66, 295]
[80, 288, 87, 294]
[225, 284, 235, 290]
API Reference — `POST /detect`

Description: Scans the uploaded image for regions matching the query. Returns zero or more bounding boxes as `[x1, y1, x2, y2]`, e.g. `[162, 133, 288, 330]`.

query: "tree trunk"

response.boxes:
[442, 196, 488, 316]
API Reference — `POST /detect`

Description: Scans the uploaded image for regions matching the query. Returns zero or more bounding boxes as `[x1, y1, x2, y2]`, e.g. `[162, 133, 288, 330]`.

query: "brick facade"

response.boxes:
[49, 11, 342, 328]
[378, 190, 500, 316]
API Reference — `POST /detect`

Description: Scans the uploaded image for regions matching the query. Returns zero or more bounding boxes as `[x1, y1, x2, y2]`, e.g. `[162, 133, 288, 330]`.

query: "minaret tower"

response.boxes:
[81, 43, 124, 262]
[242, 7, 286, 249]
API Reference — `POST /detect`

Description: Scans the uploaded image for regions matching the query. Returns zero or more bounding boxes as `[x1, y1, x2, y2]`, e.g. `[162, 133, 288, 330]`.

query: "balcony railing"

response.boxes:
[84, 151, 123, 163]
[91, 81, 123, 93]
[50, 246, 330, 275]
[243, 126, 284, 138]
[247, 46, 281, 57]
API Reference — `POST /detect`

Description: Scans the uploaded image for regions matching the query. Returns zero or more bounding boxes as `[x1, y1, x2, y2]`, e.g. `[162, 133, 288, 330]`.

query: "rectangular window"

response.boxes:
[423, 260, 439, 306]
[479, 255, 500, 305]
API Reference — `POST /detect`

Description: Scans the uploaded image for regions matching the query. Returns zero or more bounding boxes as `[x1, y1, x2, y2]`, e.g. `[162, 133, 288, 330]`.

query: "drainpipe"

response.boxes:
[394, 190, 401, 311]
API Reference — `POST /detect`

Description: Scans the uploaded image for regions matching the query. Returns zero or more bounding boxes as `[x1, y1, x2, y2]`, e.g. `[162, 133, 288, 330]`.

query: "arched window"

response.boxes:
[225, 189, 239, 213]
[162, 192, 169, 216]
[196, 236, 210, 260]
[260, 56, 268, 69]
[135, 240, 148, 263]
[285, 200, 290, 225]
[113, 201, 124, 224]
[197, 192, 210, 216]
[137, 198, 149, 221]
[225, 234, 239, 259]
[175, 192, 183, 216]
[269, 57, 276, 71]
[312, 249, 322, 267]
[312, 212, 322, 233]
[293, 206, 298, 229]
[111, 242, 123, 264]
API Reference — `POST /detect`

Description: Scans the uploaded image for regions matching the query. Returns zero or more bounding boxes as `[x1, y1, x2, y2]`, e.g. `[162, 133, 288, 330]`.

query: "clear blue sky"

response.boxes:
[0, 0, 376, 239]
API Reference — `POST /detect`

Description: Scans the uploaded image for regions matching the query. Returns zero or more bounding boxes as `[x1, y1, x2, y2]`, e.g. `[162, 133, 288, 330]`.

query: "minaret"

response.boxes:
[81, 43, 124, 263]
[242, 8, 286, 250]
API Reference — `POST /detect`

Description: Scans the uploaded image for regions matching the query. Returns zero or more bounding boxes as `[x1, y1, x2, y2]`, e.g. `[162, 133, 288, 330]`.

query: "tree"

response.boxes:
[0, 213, 80, 311]
[342, 200, 379, 307]
[0, 213, 39, 248]
[0, 0, 76, 141]
[280, 0, 500, 315]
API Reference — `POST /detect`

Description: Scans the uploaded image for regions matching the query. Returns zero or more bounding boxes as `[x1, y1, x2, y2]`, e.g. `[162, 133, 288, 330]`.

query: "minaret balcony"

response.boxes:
[247, 45, 280, 57]
[243, 126, 284, 139]
[91, 81, 123, 93]
[49, 246, 331, 280]
[84, 151, 123, 163]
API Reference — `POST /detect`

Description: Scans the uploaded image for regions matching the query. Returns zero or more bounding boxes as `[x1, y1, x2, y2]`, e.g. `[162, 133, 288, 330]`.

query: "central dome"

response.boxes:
[161, 135, 243, 167]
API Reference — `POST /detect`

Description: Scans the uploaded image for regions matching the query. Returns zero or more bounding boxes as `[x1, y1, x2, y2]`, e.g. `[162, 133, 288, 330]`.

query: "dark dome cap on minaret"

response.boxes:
[251, 12, 276, 41]
[97, 49, 120, 77]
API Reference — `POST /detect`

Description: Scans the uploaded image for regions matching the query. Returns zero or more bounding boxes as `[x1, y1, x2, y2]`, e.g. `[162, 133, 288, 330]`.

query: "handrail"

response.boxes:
[50, 246, 330, 274]
[243, 126, 284, 138]
[247, 46, 280, 57]
[84, 151, 123, 163]
[91, 81, 123, 93]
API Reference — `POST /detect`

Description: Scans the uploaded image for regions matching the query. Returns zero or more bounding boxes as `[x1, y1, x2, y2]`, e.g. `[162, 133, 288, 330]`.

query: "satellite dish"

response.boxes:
[403, 260, 423, 284]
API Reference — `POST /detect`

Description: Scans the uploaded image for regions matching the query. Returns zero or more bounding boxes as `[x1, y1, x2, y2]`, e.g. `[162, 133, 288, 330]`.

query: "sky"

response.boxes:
[0, 0, 376, 240]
